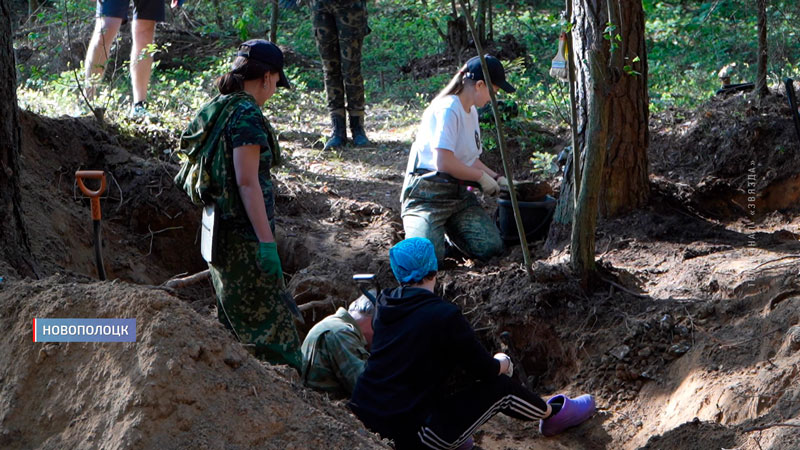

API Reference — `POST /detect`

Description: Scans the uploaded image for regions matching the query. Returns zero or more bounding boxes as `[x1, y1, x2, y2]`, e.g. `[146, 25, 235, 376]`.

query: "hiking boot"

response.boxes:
[539, 394, 595, 437]
[129, 101, 157, 122]
[349, 114, 370, 146]
[324, 114, 347, 150]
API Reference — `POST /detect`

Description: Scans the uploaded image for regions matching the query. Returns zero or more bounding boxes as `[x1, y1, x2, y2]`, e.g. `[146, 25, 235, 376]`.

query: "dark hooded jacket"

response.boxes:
[349, 286, 499, 430]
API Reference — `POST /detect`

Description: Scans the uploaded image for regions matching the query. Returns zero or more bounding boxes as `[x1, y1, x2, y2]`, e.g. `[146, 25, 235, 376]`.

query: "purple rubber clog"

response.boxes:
[454, 436, 474, 450]
[539, 394, 596, 437]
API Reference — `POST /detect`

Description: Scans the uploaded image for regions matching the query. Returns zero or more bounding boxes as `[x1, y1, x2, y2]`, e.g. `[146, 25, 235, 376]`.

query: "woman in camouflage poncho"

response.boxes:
[185, 40, 301, 369]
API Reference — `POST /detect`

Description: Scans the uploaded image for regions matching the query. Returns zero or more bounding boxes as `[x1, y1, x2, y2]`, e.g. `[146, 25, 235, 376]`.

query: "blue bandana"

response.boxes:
[389, 237, 438, 284]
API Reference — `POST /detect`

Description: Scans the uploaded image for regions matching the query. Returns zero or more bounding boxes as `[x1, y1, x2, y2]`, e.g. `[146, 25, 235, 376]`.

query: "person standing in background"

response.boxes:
[84, 0, 180, 117]
[311, 0, 370, 149]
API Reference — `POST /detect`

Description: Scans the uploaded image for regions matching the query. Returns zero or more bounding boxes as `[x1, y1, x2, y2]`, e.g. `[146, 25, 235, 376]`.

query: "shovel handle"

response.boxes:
[76, 170, 107, 220]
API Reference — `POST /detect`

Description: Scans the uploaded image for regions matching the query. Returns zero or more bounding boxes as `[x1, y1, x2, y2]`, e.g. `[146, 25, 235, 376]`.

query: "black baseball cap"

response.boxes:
[237, 39, 291, 89]
[464, 55, 515, 93]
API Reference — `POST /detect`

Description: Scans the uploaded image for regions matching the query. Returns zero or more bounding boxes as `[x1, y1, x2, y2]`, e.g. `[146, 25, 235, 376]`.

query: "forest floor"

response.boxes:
[3, 34, 800, 450]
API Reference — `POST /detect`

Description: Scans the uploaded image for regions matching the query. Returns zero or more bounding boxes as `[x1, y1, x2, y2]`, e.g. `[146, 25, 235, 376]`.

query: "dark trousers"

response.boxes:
[361, 375, 550, 450]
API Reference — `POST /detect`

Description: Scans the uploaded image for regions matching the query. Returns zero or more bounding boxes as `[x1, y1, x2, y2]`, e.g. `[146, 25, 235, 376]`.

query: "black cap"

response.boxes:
[464, 55, 515, 93]
[236, 39, 291, 89]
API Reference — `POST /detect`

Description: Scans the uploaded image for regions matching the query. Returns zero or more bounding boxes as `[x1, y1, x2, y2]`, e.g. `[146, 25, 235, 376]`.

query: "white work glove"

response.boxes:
[496, 176, 509, 191]
[478, 172, 500, 196]
[494, 352, 514, 377]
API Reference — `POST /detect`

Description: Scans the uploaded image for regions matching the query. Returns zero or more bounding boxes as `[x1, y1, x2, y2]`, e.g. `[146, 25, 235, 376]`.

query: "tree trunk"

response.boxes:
[0, 0, 37, 278]
[599, 0, 649, 216]
[269, 0, 279, 43]
[546, 0, 649, 250]
[571, 45, 610, 278]
[475, 0, 487, 46]
[28, 0, 40, 17]
[755, 0, 769, 100]
[212, 0, 224, 31]
[487, 0, 493, 41]
[445, 14, 468, 63]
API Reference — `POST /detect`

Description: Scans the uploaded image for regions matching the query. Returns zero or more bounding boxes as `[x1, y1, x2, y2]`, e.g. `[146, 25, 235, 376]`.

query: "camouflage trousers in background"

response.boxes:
[312, 0, 368, 119]
[401, 174, 505, 263]
[209, 227, 302, 370]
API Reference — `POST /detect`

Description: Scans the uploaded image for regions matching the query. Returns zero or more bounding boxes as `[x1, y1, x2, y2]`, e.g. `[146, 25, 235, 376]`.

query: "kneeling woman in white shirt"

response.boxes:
[401, 54, 514, 263]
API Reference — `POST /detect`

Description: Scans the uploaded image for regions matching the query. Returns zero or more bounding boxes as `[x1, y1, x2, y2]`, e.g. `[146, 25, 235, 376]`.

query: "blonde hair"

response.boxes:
[434, 65, 476, 100]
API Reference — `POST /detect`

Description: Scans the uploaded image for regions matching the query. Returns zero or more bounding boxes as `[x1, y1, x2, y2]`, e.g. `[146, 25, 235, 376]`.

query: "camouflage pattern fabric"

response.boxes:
[301, 307, 369, 397]
[311, 0, 369, 119]
[401, 174, 504, 263]
[209, 228, 302, 369]
[174, 92, 253, 206]
[211, 96, 282, 238]
[205, 94, 300, 369]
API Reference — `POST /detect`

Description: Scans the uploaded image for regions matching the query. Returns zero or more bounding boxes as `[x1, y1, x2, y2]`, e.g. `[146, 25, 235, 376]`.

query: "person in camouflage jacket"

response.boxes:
[301, 295, 374, 397]
[312, 0, 371, 149]
[181, 40, 302, 369]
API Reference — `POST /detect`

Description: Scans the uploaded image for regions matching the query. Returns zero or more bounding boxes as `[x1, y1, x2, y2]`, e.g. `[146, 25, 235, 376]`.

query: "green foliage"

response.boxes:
[624, 56, 642, 77]
[530, 151, 557, 177]
[603, 22, 621, 52]
[646, 0, 800, 112]
[232, 6, 259, 41]
[13, 0, 800, 153]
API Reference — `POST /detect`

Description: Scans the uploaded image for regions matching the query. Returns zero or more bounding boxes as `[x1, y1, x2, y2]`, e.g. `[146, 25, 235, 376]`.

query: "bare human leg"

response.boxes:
[84, 16, 122, 102]
[130, 19, 156, 106]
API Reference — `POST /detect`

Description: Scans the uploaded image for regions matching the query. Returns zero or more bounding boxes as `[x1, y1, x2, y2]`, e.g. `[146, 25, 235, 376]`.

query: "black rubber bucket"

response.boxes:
[495, 194, 556, 244]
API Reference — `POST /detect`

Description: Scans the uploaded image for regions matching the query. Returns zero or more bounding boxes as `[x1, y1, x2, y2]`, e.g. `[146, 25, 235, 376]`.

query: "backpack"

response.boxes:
[173, 92, 252, 205]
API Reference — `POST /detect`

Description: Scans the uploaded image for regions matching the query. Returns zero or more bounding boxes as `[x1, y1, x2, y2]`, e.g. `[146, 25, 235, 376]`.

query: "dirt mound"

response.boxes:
[436, 197, 800, 449]
[0, 276, 387, 450]
[650, 86, 800, 219]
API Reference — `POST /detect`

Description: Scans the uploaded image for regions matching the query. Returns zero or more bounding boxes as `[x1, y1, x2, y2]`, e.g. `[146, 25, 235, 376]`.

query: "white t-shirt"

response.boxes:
[407, 95, 482, 173]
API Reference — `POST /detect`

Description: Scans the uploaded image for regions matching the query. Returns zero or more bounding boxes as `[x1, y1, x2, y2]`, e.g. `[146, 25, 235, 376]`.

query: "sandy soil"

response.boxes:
[0, 277, 389, 449]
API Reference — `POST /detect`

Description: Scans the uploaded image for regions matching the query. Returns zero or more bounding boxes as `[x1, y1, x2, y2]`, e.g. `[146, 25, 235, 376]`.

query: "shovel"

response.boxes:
[76, 170, 108, 280]
[353, 273, 380, 304]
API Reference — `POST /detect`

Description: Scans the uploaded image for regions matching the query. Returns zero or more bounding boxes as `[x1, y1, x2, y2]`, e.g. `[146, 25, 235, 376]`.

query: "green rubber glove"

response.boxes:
[257, 242, 283, 280]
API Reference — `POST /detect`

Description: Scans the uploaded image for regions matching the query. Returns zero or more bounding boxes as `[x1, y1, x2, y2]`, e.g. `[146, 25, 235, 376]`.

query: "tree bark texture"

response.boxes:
[0, 0, 37, 277]
[755, 0, 769, 99]
[547, 0, 649, 250]
[593, 0, 649, 217]
[446, 14, 468, 62]
[571, 45, 610, 276]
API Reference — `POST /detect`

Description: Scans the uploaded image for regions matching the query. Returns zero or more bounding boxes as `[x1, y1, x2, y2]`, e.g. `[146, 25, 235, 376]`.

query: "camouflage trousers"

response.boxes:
[401, 174, 504, 263]
[209, 227, 301, 370]
[312, 0, 368, 118]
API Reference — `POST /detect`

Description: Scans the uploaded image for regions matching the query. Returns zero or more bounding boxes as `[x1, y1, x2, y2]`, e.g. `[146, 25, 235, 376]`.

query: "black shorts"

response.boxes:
[96, 0, 165, 21]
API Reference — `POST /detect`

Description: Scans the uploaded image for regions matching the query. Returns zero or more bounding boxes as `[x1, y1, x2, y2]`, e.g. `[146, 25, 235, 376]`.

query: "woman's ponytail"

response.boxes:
[215, 55, 273, 95]
[216, 73, 245, 95]
[435, 65, 470, 100]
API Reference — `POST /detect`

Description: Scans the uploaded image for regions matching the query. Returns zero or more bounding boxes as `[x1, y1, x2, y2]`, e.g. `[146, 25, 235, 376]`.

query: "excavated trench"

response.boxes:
[18, 111, 207, 284]
[10, 91, 800, 449]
